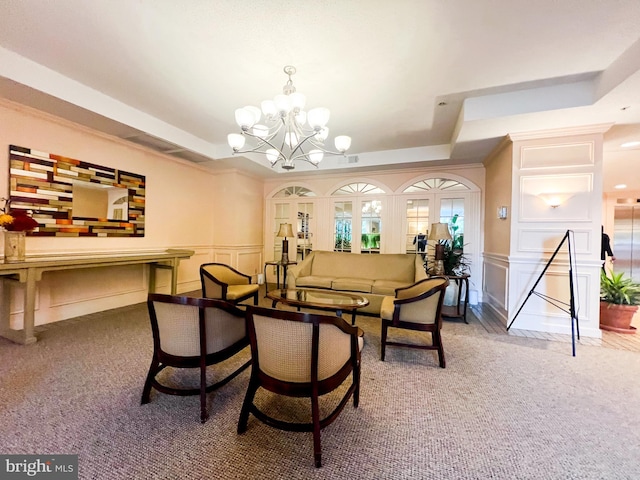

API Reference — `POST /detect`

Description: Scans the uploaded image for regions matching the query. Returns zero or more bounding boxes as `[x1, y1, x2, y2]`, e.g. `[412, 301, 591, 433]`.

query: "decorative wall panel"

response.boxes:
[8, 145, 145, 236]
[520, 142, 594, 169]
[518, 228, 592, 254]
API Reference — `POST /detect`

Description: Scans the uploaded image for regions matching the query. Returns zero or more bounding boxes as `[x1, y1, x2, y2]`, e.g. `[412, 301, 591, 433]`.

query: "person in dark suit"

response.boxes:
[413, 233, 427, 259]
[601, 226, 616, 270]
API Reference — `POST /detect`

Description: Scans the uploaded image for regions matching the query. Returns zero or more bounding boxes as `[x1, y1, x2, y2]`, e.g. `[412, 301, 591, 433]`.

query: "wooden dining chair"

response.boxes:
[200, 263, 259, 305]
[238, 306, 364, 468]
[142, 294, 250, 423]
[380, 276, 449, 367]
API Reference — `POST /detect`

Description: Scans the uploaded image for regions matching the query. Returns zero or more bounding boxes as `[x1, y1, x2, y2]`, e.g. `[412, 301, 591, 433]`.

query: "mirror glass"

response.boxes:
[72, 183, 129, 220]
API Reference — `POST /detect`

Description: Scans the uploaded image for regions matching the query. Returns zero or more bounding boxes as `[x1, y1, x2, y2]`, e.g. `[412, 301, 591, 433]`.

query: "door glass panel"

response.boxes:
[361, 200, 382, 254]
[297, 203, 313, 261]
[334, 201, 352, 252]
[440, 198, 464, 248]
[274, 203, 290, 260]
[406, 199, 429, 254]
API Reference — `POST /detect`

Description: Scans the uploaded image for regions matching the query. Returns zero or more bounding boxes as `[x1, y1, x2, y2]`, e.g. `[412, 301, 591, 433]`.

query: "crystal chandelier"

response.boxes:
[227, 66, 352, 170]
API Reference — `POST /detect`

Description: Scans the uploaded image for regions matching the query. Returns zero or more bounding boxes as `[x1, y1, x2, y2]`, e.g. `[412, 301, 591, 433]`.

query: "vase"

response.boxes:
[599, 301, 638, 334]
[4, 230, 26, 263]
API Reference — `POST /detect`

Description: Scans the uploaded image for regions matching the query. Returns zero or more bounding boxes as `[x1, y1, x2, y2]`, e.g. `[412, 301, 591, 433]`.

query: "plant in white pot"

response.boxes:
[600, 270, 640, 334]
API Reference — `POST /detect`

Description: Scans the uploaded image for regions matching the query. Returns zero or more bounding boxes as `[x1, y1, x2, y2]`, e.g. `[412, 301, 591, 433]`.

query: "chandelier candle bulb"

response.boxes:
[228, 65, 351, 170]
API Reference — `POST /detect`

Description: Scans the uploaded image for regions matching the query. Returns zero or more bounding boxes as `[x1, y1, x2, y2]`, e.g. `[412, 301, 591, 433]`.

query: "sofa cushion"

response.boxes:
[309, 251, 417, 282]
[296, 275, 333, 289]
[332, 277, 373, 293]
[372, 280, 411, 296]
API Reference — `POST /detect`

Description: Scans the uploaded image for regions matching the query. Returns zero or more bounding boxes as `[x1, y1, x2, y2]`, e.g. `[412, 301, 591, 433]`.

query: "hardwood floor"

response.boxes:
[469, 303, 640, 352]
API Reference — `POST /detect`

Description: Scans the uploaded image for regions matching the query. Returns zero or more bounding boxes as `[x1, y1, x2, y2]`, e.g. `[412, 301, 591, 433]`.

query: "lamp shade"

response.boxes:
[334, 135, 351, 152]
[277, 223, 294, 238]
[428, 223, 452, 241]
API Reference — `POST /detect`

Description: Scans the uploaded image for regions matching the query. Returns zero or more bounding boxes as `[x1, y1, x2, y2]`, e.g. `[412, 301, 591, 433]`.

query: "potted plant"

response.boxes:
[600, 270, 640, 334]
[425, 215, 470, 276]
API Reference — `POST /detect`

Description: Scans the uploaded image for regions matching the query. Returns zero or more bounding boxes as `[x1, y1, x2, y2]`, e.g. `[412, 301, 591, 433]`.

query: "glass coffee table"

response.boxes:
[267, 288, 369, 325]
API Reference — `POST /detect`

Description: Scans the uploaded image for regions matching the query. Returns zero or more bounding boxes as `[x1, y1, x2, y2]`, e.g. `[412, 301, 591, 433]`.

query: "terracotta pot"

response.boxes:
[599, 301, 638, 334]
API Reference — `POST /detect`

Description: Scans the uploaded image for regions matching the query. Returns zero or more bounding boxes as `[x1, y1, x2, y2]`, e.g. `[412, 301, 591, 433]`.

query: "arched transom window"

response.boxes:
[332, 183, 385, 195]
[273, 186, 316, 198]
[403, 178, 469, 193]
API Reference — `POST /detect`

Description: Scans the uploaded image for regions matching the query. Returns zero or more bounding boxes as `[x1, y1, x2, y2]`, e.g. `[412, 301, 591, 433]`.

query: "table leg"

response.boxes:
[23, 270, 37, 343]
[263, 264, 268, 297]
[462, 277, 469, 323]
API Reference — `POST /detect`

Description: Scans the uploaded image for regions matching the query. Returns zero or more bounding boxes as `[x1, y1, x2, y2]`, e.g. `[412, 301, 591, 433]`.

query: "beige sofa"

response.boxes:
[286, 250, 427, 315]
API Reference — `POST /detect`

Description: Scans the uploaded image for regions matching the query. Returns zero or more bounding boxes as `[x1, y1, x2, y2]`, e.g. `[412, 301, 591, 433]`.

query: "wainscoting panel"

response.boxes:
[508, 258, 600, 338]
[520, 142, 594, 169]
[517, 228, 592, 254]
[483, 259, 508, 310]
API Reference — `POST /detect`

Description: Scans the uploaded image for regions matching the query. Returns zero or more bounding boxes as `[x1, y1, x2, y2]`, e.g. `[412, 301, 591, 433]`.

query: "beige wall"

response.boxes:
[483, 140, 512, 256]
[210, 170, 264, 276]
[0, 99, 263, 328]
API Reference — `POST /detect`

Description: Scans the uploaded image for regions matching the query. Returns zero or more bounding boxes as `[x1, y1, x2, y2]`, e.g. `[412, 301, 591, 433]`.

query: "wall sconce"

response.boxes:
[538, 193, 572, 209]
[497, 206, 508, 220]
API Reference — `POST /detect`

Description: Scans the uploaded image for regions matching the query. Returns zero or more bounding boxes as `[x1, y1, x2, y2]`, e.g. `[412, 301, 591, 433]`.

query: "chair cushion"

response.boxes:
[332, 278, 373, 293]
[226, 284, 259, 300]
[296, 275, 333, 289]
[372, 280, 409, 296]
[380, 296, 395, 321]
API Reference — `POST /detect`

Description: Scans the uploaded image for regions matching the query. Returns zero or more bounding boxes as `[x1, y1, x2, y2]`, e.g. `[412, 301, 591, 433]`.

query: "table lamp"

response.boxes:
[428, 222, 452, 275]
[277, 223, 294, 264]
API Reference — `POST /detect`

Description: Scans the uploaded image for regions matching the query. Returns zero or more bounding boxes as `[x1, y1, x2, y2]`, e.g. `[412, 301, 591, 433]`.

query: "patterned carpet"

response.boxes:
[1, 297, 640, 479]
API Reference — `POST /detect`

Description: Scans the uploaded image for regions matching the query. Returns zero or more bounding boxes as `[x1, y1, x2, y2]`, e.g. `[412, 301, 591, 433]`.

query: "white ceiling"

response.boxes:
[1, 0, 639, 191]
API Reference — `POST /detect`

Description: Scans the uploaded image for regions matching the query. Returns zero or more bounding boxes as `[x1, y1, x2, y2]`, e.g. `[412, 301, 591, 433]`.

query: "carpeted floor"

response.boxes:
[1, 297, 640, 479]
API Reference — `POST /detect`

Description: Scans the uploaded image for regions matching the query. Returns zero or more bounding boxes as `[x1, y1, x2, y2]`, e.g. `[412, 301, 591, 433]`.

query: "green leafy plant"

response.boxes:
[600, 270, 640, 306]
[441, 242, 470, 275]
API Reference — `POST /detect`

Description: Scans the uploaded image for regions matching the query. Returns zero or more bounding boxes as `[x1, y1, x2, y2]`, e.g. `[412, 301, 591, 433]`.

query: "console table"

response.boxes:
[0, 249, 194, 345]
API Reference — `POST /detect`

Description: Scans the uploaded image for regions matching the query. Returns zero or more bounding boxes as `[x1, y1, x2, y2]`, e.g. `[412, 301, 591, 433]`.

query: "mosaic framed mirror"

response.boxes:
[8, 145, 145, 237]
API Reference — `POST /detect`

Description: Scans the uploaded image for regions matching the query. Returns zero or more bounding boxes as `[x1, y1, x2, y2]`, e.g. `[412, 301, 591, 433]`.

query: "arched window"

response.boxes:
[331, 183, 385, 253]
[333, 183, 385, 195]
[273, 186, 316, 198]
[403, 178, 470, 193]
[403, 178, 470, 256]
[270, 186, 317, 262]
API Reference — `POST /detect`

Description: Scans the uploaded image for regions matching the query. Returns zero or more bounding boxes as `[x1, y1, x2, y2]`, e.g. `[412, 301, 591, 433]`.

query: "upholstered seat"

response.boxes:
[238, 306, 364, 468]
[141, 294, 250, 423]
[200, 263, 259, 305]
[380, 276, 449, 367]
